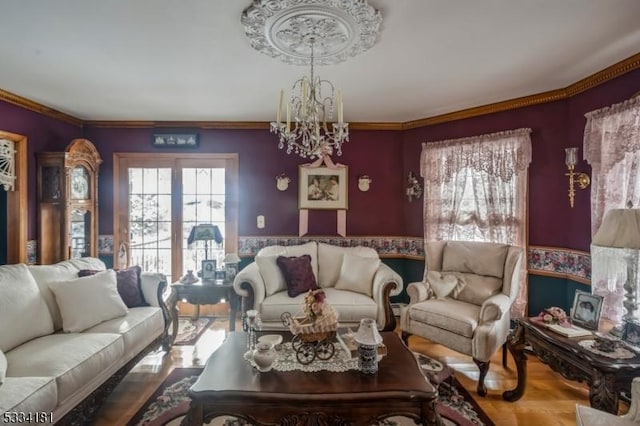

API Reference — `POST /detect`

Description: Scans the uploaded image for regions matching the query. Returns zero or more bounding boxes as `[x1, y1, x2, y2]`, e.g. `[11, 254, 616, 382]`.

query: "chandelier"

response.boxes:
[271, 40, 348, 159]
[242, 0, 382, 159]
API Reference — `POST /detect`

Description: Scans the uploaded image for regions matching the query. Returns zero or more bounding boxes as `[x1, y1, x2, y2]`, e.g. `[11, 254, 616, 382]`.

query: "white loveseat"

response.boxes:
[233, 242, 403, 331]
[0, 257, 171, 425]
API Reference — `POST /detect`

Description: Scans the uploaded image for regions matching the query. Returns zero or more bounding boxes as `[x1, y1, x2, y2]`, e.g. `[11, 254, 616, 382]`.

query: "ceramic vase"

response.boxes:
[354, 318, 383, 374]
[253, 342, 277, 372]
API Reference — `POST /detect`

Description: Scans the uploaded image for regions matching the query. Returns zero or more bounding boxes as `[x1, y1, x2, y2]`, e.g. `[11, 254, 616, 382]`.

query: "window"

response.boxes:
[113, 154, 238, 282]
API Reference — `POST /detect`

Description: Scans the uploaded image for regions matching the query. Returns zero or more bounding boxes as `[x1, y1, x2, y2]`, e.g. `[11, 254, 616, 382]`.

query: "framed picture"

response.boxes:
[623, 320, 640, 349]
[225, 264, 238, 281]
[299, 166, 348, 210]
[152, 133, 199, 148]
[570, 290, 604, 330]
[215, 270, 226, 281]
[201, 260, 217, 280]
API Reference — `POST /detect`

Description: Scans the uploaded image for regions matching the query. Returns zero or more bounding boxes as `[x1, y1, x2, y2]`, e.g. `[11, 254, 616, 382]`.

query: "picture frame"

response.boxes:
[622, 320, 640, 349]
[215, 270, 226, 281]
[152, 133, 199, 148]
[201, 259, 217, 280]
[299, 166, 348, 210]
[225, 263, 238, 281]
[570, 290, 604, 330]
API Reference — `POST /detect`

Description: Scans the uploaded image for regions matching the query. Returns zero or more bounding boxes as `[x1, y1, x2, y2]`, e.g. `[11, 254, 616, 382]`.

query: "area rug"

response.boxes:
[173, 317, 215, 346]
[128, 358, 494, 426]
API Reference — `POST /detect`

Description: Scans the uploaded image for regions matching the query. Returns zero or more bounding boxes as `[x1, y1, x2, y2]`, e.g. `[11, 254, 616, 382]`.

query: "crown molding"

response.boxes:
[2, 52, 639, 130]
[0, 88, 82, 127]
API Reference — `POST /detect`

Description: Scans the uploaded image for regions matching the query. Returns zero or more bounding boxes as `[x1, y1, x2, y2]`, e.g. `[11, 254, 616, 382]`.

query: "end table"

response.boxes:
[169, 280, 239, 343]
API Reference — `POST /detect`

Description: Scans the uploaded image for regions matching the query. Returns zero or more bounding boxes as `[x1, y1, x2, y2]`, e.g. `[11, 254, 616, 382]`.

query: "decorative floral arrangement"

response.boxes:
[303, 289, 326, 322]
[537, 306, 569, 325]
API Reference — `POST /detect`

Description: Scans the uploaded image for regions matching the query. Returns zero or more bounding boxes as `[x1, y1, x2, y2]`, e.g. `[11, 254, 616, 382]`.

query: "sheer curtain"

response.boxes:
[584, 96, 640, 321]
[420, 128, 532, 317]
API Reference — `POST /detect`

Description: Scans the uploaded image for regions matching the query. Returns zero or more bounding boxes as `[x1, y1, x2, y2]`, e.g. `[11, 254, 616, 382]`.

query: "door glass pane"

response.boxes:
[128, 167, 172, 276]
[182, 167, 225, 277]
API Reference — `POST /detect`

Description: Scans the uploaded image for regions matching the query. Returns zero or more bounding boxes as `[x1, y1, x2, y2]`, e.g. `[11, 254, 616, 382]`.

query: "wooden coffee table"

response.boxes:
[182, 331, 441, 426]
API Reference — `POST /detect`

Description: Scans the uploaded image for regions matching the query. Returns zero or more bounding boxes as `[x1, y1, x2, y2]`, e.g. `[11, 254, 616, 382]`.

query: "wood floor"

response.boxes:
[93, 307, 622, 426]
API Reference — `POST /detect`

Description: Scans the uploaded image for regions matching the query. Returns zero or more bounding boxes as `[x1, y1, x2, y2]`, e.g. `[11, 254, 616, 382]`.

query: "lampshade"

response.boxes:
[187, 224, 223, 247]
[592, 209, 640, 249]
[224, 253, 241, 264]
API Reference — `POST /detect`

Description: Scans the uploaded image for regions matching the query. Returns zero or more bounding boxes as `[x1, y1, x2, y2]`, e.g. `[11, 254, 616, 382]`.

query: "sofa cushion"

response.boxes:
[334, 253, 380, 297]
[0, 350, 5, 385]
[426, 271, 465, 299]
[28, 257, 107, 330]
[276, 255, 318, 297]
[0, 377, 57, 415]
[256, 255, 287, 297]
[317, 243, 379, 288]
[0, 264, 54, 352]
[49, 269, 128, 333]
[79, 266, 147, 308]
[454, 272, 503, 306]
[442, 241, 508, 279]
[5, 333, 124, 406]
[85, 306, 164, 359]
[408, 299, 481, 338]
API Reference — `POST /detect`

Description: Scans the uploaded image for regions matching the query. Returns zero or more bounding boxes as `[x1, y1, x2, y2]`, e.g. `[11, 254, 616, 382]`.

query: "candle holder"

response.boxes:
[243, 309, 262, 352]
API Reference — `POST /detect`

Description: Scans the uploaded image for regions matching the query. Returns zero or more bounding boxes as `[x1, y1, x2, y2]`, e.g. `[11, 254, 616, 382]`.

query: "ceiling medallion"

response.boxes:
[241, 0, 382, 66]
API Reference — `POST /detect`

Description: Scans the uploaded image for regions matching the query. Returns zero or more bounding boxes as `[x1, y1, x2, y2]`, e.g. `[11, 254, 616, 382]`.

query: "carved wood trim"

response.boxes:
[0, 88, 82, 126]
[0, 130, 27, 263]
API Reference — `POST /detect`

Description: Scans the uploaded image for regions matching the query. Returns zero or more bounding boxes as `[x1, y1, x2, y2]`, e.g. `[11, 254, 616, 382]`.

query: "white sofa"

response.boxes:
[233, 242, 403, 331]
[0, 257, 171, 425]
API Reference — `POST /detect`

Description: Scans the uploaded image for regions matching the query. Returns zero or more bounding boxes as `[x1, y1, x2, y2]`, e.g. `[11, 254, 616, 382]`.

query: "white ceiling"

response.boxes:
[1, 0, 639, 123]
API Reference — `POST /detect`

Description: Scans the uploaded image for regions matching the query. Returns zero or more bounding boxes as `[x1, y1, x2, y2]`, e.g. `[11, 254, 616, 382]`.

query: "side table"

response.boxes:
[170, 281, 239, 342]
[503, 317, 640, 413]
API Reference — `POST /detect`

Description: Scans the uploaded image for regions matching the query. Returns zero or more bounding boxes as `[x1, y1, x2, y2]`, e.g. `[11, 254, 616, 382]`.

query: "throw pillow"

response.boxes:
[50, 269, 128, 333]
[426, 271, 465, 299]
[0, 349, 6, 386]
[334, 253, 380, 297]
[79, 266, 147, 308]
[276, 255, 318, 297]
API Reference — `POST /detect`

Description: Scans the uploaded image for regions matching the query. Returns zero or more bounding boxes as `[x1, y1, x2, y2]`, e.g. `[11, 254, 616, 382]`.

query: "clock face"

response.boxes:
[70, 166, 89, 200]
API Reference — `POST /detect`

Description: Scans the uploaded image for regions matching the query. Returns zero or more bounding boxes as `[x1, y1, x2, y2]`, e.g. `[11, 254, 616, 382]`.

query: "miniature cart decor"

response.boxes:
[281, 289, 339, 365]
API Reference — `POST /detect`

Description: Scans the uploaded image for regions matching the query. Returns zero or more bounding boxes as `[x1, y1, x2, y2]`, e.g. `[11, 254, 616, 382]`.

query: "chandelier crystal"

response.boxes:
[271, 42, 348, 159]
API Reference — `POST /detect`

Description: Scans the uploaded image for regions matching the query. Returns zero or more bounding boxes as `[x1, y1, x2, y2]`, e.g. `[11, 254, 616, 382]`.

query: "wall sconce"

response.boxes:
[276, 173, 290, 191]
[358, 175, 372, 192]
[406, 171, 422, 202]
[565, 147, 590, 208]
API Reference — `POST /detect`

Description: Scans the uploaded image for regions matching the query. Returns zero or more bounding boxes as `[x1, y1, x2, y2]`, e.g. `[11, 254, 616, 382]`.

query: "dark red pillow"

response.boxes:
[79, 266, 147, 308]
[276, 254, 318, 297]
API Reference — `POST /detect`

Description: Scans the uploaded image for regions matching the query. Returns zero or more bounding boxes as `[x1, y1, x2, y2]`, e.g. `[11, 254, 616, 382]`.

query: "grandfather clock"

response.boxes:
[37, 139, 102, 264]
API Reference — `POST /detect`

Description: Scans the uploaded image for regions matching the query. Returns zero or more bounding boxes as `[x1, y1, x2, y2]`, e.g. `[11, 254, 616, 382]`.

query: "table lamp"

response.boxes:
[591, 205, 640, 334]
[187, 224, 223, 260]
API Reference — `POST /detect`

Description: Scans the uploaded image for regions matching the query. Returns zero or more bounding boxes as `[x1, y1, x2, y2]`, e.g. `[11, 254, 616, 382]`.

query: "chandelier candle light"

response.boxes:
[271, 41, 348, 159]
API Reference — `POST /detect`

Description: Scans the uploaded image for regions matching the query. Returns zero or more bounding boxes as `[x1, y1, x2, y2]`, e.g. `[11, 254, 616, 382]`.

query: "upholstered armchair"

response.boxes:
[401, 240, 523, 396]
[576, 377, 640, 425]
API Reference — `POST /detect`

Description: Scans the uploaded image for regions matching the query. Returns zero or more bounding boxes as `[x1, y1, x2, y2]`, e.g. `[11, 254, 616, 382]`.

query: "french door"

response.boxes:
[113, 153, 238, 282]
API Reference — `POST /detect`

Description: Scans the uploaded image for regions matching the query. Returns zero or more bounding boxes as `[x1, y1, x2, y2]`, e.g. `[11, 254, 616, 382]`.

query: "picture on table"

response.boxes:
[623, 320, 640, 348]
[201, 259, 217, 280]
[570, 290, 603, 330]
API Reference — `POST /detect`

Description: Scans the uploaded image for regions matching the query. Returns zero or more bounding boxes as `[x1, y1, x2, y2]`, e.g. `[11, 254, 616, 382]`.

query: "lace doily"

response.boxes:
[578, 340, 635, 359]
[244, 342, 364, 372]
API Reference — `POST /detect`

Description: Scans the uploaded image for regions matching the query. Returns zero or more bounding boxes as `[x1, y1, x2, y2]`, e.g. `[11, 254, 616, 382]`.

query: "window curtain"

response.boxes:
[584, 96, 640, 321]
[420, 128, 532, 317]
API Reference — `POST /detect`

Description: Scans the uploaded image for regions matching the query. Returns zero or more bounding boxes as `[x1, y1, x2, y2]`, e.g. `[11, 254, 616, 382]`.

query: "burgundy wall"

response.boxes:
[82, 127, 404, 237]
[0, 102, 82, 239]
[402, 67, 640, 251]
[2, 66, 638, 249]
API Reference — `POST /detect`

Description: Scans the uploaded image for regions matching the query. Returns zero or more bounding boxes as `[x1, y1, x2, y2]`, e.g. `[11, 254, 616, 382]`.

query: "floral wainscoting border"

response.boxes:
[238, 237, 592, 284]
